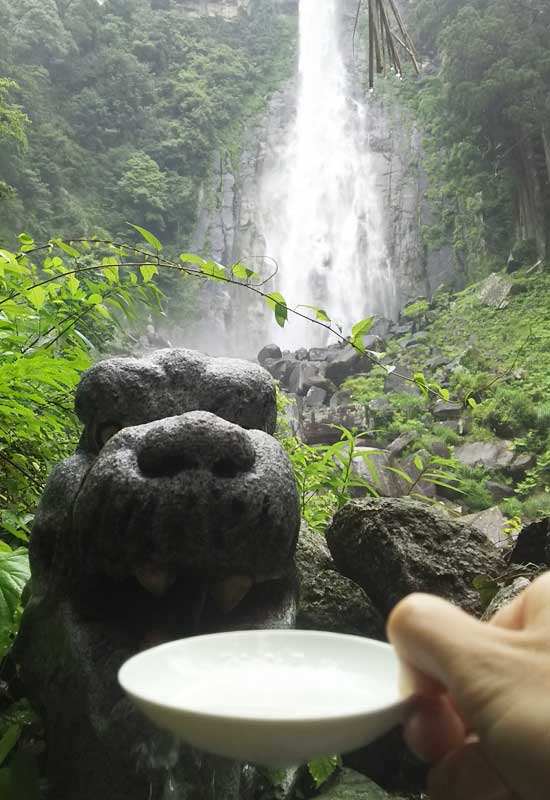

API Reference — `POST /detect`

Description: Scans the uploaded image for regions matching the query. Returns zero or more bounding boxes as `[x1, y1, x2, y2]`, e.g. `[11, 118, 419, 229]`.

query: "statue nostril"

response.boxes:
[212, 458, 242, 479]
[138, 450, 199, 478]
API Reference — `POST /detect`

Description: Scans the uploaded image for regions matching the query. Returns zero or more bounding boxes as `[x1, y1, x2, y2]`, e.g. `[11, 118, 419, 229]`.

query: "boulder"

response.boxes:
[481, 578, 531, 622]
[299, 405, 367, 445]
[317, 769, 406, 799]
[383, 365, 420, 395]
[387, 432, 416, 457]
[369, 316, 395, 340]
[486, 480, 515, 502]
[462, 506, 509, 548]
[258, 343, 282, 366]
[425, 355, 450, 371]
[331, 389, 355, 409]
[509, 452, 536, 476]
[303, 373, 337, 396]
[325, 345, 372, 386]
[349, 449, 396, 498]
[288, 362, 319, 396]
[478, 273, 513, 308]
[309, 347, 330, 362]
[264, 358, 295, 386]
[304, 386, 327, 407]
[510, 517, 550, 566]
[454, 440, 514, 471]
[326, 498, 506, 616]
[295, 347, 309, 361]
[432, 400, 463, 420]
[295, 524, 384, 640]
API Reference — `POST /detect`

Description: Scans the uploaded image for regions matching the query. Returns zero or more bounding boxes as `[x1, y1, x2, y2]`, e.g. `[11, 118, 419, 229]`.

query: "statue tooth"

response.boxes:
[134, 566, 175, 597]
[210, 575, 253, 614]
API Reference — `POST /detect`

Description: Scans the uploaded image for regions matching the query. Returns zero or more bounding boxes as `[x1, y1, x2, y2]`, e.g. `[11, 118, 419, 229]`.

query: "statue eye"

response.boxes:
[96, 423, 121, 450]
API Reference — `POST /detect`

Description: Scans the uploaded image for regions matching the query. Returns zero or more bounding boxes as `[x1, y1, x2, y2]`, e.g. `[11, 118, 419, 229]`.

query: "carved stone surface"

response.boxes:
[13, 349, 301, 800]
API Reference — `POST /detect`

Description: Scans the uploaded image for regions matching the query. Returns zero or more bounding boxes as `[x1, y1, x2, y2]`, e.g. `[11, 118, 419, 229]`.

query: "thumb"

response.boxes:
[387, 593, 516, 730]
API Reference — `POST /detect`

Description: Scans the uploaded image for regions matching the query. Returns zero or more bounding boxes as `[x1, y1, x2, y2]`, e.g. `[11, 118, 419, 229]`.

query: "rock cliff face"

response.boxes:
[188, 0, 453, 354]
[366, 95, 456, 304]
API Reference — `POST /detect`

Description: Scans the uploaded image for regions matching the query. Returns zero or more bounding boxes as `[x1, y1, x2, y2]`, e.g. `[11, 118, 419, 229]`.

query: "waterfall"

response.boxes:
[259, 0, 396, 349]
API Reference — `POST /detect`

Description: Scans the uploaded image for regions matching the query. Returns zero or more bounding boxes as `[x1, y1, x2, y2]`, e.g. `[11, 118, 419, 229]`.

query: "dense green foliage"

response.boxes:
[364, 267, 550, 521]
[0, 0, 296, 248]
[391, 0, 550, 281]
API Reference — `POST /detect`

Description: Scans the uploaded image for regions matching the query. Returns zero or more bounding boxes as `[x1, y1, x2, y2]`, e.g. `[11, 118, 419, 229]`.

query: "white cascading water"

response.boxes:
[259, 0, 396, 348]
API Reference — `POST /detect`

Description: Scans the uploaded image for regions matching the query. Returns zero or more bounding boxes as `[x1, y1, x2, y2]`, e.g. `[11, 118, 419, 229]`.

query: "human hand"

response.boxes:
[387, 572, 550, 800]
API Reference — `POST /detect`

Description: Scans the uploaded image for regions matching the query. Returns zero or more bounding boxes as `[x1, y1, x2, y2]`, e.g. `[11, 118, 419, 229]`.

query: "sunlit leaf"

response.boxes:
[139, 264, 159, 283]
[266, 291, 288, 328]
[128, 223, 163, 252]
[26, 286, 45, 310]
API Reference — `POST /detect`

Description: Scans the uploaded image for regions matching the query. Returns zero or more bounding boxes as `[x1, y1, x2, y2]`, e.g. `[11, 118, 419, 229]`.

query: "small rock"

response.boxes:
[258, 343, 282, 366]
[481, 578, 531, 621]
[326, 497, 506, 616]
[462, 506, 509, 548]
[510, 518, 550, 566]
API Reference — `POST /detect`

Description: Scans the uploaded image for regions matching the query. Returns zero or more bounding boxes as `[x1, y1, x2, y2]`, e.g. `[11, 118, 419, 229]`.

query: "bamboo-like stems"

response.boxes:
[353, 0, 420, 83]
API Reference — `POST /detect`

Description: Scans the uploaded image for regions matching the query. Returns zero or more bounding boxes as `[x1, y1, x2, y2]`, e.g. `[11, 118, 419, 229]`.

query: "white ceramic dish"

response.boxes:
[118, 629, 411, 766]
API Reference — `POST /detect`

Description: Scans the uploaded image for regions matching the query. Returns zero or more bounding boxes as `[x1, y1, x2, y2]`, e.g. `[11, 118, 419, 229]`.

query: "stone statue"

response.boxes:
[12, 349, 301, 800]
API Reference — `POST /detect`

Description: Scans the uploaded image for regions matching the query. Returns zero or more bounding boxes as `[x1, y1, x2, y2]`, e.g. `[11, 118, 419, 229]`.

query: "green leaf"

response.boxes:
[231, 262, 259, 280]
[308, 755, 339, 788]
[26, 286, 45, 310]
[468, 397, 477, 409]
[351, 317, 374, 338]
[87, 294, 102, 305]
[128, 224, 163, 252]
[66, 274, 80, 295]
[139, 264, 159, 283]
[384, 466, 414, 484]
[266, 292, 288, 328]
[200, 260, 226, 282]
[0, 725, 22, 768]
[0, 550, 30, 631]
[102, 258, 119, 284]
[414, 455, 424, 471]
[179, 253, 205, 265]
[52, 239, 80, 259]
